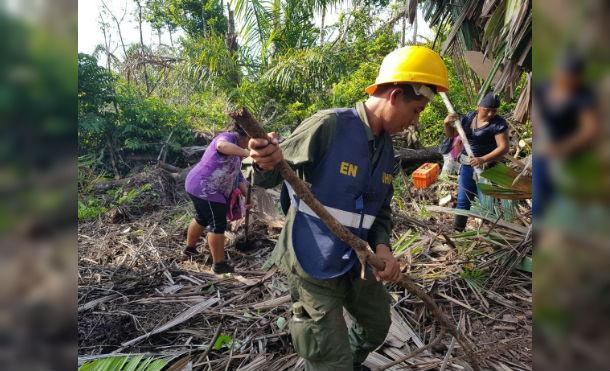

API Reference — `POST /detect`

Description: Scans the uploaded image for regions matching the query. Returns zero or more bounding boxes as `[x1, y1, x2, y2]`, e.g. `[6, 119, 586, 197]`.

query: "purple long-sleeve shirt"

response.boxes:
[185, 132, 245, 203]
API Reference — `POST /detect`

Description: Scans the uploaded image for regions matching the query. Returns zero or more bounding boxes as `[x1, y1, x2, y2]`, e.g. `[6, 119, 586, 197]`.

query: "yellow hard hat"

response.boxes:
[365, 46, 449, 95]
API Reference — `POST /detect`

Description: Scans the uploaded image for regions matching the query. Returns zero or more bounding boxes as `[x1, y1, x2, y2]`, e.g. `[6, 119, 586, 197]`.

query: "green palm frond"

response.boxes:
[231, 0, 275, 61]
[422, 0, 531, 97]
[478, 162, 532, 200]
[262, 46, 346, 96]
[460, 266, 488, 290]
[393, 230, 419, 256]
[477, 183, 530, 200]
[180, 34, 241, 89]
[471, 195, 519, 222]
[79, 355, 168, 371]
[231, 0, 345, 62]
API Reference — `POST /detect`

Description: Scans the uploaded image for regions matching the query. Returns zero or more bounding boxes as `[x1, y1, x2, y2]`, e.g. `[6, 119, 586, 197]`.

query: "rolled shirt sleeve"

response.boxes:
[243, 111, 338, 188]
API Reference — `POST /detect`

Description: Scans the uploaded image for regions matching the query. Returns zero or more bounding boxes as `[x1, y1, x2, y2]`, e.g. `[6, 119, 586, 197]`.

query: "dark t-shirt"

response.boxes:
[461, 111, 508, 157]
[534, 83, 596, 141]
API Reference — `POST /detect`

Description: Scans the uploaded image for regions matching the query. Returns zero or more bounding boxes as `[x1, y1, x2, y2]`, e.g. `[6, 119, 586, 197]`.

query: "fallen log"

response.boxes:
[395, 146, 442, 164]
[92, 162, 191, 192]
[181, 145, 208, 163]
[93, 178, 129, 191]
[230, 107, 480, 371]
[123, 154, 159, 162]
[157, 161, 193, 184]
[157, 161, 182, 173]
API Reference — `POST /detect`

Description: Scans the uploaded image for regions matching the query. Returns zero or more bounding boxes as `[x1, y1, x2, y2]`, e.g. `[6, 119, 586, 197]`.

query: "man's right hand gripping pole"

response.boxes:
[248, 133, 283, 171]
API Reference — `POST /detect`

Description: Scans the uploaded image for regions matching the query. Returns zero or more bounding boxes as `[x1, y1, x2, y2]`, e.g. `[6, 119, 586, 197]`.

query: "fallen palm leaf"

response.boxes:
[477, 183, 530, 200]
[121, 296, 220, 347]
[213, 333, 233, 350]
[426, 205, 528, 234]
[79, 355, 168, 371]
[517, 256, 533, 273]
[479, 162, 532, 197]
[393, 230, 419, 255]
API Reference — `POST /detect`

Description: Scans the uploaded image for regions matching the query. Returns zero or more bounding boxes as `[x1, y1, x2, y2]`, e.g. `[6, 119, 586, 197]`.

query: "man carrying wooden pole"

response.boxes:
[238, 46, 475, 371]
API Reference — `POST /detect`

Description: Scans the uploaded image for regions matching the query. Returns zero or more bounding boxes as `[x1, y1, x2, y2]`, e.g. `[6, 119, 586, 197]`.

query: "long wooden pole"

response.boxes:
[439, 92, 482, 179]
[244, 176, 252, 244]
[230, 107, 480, 371]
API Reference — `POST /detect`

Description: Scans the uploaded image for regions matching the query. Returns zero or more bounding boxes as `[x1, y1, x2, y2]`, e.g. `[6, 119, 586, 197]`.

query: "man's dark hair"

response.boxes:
[374, 83, 436, 101]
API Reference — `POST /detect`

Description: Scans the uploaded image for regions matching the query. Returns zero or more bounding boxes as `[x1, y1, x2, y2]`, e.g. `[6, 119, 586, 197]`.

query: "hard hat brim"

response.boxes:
[364, 84, 378, 95]
[364, 81, 448, 95]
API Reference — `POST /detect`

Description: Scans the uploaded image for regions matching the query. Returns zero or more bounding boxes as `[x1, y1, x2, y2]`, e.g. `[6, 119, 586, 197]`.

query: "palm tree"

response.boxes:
[230, 0, 345, 65]
[262, 45, 347, 99]
[421, 0, 531, 99]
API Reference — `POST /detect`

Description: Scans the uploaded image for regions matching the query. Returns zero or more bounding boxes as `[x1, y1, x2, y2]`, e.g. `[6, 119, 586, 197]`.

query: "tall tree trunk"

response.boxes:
[136, 0, 152, 95]
[320, 8, 326, 45]
[401, 7, 406, 46]
[225, 2, 240, 86]
[106, 135, 120, 179]
[117, 26, 127, 61]
[201, 0, 208, 37]
[99, 15, 120, 114]
[100, 19, 112, 71]
[343, 2, 350, 43]
[226, 2, 238, 53]
[412, 10, 418, 43]
[101, 0, 128, 60]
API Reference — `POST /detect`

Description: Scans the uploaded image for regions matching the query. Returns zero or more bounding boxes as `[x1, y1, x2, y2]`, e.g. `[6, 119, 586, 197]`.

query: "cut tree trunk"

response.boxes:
[396, 146, 442, 165]
[181, 146, 208, 163]
[94, 178, 129, 191]
[93, 162, 192, 192]
[158, 162, 193, 183]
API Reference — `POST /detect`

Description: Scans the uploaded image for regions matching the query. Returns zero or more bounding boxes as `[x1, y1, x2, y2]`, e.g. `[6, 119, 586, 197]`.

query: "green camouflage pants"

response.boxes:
[287, 263, 392, 371]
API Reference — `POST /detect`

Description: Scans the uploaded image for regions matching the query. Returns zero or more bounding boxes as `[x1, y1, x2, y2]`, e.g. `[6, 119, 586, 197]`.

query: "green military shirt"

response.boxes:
[245, 102, 394, 273]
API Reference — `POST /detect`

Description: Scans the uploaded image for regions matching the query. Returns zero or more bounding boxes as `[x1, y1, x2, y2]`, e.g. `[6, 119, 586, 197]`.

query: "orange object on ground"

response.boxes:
[412, 163, 440, 189]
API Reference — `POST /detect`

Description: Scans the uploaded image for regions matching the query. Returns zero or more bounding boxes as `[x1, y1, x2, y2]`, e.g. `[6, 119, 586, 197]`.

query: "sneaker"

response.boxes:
[453, 215, 468, 232]
[212, 261, 235, 274]
[183, 246, 198, 256]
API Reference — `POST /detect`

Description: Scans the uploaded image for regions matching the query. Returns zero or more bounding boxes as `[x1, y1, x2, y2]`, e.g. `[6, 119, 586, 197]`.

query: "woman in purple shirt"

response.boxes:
[184, 124, 250, 274]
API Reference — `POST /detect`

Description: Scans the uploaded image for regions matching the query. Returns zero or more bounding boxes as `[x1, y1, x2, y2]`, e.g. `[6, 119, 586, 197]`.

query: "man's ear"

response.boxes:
[388, 87, 402, 105]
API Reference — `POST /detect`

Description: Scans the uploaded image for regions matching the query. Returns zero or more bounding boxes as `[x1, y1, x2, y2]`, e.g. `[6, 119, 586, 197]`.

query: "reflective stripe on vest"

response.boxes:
[285, 182, 376, 230]
[288, 108, 395, 279]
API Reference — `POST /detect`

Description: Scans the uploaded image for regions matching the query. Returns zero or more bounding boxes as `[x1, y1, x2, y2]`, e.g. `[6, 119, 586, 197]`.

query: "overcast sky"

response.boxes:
[78, 0, 433, 56]
[78, 0, 174, 55]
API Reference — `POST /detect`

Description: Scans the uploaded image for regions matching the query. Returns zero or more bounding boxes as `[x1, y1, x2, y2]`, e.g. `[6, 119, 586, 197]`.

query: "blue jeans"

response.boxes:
[457, 164, 481, 210]
[532, 156, 553, 220]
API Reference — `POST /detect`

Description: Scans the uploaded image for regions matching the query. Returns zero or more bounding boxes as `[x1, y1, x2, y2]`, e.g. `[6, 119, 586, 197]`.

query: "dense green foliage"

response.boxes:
[2, 11, 75, 232]
[2, 12, 75, 167]
[79, 0, 526, 176]
[79, 54, 198, 172]
[145, 0, 228, 37]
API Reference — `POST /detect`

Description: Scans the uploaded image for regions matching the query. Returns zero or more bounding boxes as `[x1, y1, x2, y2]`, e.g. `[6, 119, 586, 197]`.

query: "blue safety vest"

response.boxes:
[285, 108, 395, 279]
